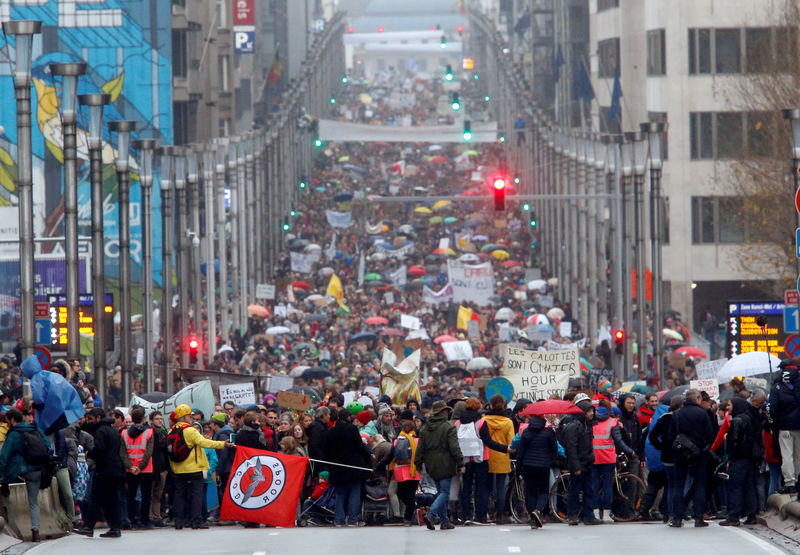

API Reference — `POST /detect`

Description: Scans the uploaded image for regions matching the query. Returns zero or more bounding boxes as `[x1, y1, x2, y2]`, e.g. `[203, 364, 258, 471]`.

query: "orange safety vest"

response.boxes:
[592, 418, 617, 465]
[122, 427, 154, 473]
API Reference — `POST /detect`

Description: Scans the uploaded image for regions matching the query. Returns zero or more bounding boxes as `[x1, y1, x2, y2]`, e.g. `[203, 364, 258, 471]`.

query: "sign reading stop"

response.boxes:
[796, 187, 800, 214]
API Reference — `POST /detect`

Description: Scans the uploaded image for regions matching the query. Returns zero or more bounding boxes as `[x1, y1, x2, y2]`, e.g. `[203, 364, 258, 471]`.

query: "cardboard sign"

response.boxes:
[500, 345, 579, 400]
[442, 340, 474, 361]
[467, 320, 480, 338]
[277, 390, 313, 412]
[219, 382, 256, 406]
[266, 375, 294, 393]
[668, 354, 689, 369]
[559, 321, 573, 338]
[744, 377, 768, 391]
[695, 358, 727, 380]
[537, 295, 554, 308]
[256, 284, 276, 300]
[525, 268, 542, 282]
[690, 378, 720, 400]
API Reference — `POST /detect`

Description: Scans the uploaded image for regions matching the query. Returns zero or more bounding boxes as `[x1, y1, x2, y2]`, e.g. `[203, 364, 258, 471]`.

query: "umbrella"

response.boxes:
[495, 307, 515, 321]
[432, 200, 452, 211]
[430, 155, 448, 163]
[365, 279, 388, 288]
[467, 357, 494, 371]
[380, 328, 404, 337]
[364, 273, 382, 281]
[304, 244, 322, 253]
[480, 243, 497, 252]
[301, 367, 331, 380]
[467, 150, 478, 155]
[369, 252, 387, 261]
[404, 281, 426, 291]
[319, 266, 335, 276]
[292, 342, 314, 352]
[398, 224, 413, 234]
[288, 386, 323, 402]
[408, 265, 426, 276]
[459, 253, 480, 263]
[501, 260, 520, 268]
[140, 392, 170, 403]
[349, 332, 378, 344]
[528, 279, 547, 292]
[291, 281, 311, 290]
[21, 355, 85, 435]
[288, 366, 309, 377]
[433, 247, 456, 256]
[443, 366, 470, 377]
[287, 238, 310, 251]
[428, 144, 443, 151]
[266, 326, 292, 335]
[444, 216, 458, 224]
[547, 308, 565, 320]
[491, 249, 510, 260]
[306, 294, 324, 302]
[334, 191, 354, 202]
[434, 334, 458, 344]
[304, 313, 328, 322]
[674, 346, 708, 359]
[659, 385, 690, 405]
[218, 344, 235, 354]
[718, 351, 781, 380]
[414, 206, 433, 214]
[547, 277, 559, 286]
[337, 156, 350, 163]
[520, 400, 583, 417]
[472, 235, 488, 242]
[247, 304, 270, 318]
[662, 328, 684, 341]
[429, 216, 443, 224]
[365, 316, 389, 325]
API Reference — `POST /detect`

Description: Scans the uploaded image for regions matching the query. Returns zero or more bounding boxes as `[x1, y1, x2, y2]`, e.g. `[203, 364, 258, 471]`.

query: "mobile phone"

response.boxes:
[229, 433, 236, 445]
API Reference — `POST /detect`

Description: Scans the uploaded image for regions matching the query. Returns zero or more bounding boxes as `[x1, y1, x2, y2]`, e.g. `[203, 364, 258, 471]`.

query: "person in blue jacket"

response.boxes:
[638, 403, 669, 521]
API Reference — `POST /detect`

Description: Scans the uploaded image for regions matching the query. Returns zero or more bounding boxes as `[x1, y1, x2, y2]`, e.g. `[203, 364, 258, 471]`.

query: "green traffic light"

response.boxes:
[330, 97, 336, 104]
[514, 177, 520, 184]
[484, 95, 490, 102]
[530, 219, 537, 227]
[341, 76, 349, 84]
[522, 202, 530, 212]
[499, 135, 505, 143]
[463, 131, 472, 141]
[314, 138, 323, 148]
[290, 209, 296, 217]
[299, 180, 306, 189]
[452, 101, 460, 111]
[474, 74, 479, 80]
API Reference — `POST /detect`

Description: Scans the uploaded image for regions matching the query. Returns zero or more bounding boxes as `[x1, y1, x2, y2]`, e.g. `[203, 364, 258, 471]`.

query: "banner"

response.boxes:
[442, 340, 473, 361]
[500, 345, 579, 400]
[290, 252, 319, 274]
[546, 338, 586, 351]
[447, 260, 494, 306]
[220, 446, 308, 528]
[380, 348, 421, 404]
[325, 232, 337, 260]
[325, 210, 353, 228]
[388, 265, 407, 287]
[374, 243, 414, 258]
[690, 379, 720, 400]
[400, 314, 421, 330]
[423, 283, 454, 306]
[266, 375, 294, 393]
[130, 380, 215, 419]
[219, 383, 256, 406]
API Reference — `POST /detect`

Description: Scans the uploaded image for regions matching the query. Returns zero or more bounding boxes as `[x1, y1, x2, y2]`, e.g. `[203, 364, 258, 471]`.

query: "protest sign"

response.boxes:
[526, 325, 553, 343]
[559, 321, 573, 338]
[388, 265, 407, 287]
[325, 210, 353, 228]
[442, 340, 474, 361]
[277, 390, 313, 412]
[423, 283, 454, 306]
[255, 283, 276, 300]
[447, 260, 494, 306]
[380, 348, 421, 404]
[467, 320, 480, 338]
[525, 268, 542, 282]
[266, 375, 294, 393]
[130, 380, 215, 419]
[690, 379, 720, 400]
[219, 383, 256, 406]
[400, 314, 421, 330]
[695, 358, 727, 380]
[546, 338, 586, 351]
[744, 377, 768, 391]
[500, 345, 579, 400]
[585, 367, 616, 390]
[290, 252, 320, 274]
[537, 295, 554, 308]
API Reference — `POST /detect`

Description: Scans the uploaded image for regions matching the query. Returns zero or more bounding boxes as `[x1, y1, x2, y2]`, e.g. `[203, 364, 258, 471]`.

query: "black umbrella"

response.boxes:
[425, 264, 441, 274]
[301, 367, 331, 380]
[443, 366, 469, 377]
[334, 191, 354, 202]
[349, 332, 378, 344]
[140, 392, 169, 403]
[288, 238, 310, 251]
[365, 279, 388, 288]
[659, 385, 690, 405]
[424, 254, 440, 264]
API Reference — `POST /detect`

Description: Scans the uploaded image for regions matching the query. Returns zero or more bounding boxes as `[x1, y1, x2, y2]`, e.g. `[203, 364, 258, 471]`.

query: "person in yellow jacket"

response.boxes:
[482, 394, 515, 524]
[169, 404, 231, 530]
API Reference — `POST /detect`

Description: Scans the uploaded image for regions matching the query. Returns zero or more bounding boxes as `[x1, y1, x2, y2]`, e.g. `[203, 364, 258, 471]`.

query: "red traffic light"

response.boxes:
[378, 26, 384, 32]
[347, 26, 354, 33]
[614, 330, 624, 341]
[188, 338, 199, 350]
[492, 177, 507, 190]
[457, 25, 464, 32]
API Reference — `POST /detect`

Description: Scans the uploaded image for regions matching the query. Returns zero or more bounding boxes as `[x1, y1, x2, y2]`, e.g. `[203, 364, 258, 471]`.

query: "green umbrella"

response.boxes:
[444, 216, 458, 224]
[429, 216, 443, 224]
[467, 150, 478, 155]
[480, 243, 497, 252]
[364, 273, 382, 281]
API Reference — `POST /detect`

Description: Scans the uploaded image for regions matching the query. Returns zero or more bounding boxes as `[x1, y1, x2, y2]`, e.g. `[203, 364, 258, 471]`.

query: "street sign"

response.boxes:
[726, 301, 786, 356]
[35, 319, 50, 345]
[34, 346, 51, 369]
[786, 334, 800, 358]
[786, 306, 800, 333]
[787, 290, 799, 306]
[795, 188, 800, 214]
[797, 228, 800, 258]
[35, 302, 49, 318]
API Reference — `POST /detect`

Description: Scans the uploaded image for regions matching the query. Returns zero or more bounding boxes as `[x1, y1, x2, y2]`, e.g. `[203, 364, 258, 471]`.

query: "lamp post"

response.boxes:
[50, 61, 87, 361]
[227, 140, 241, 339]
[159, 147, 175, 393]
[628, 131, 648, 374]
[642, 121, 667, 388]
[173, 150, 189, 368]
[214, 141, 229, 345]
[784, 110, 800, 329]
[187, 147, 203, 368]
[133, 138, 159, 391]
[108, 120, 137, 402]
[3, 20, 42, 361]
[620, 135, 635, 372]
[602, 134, 625, 372]
[78, 92, 110, 400]
[202, 147, 217, 361]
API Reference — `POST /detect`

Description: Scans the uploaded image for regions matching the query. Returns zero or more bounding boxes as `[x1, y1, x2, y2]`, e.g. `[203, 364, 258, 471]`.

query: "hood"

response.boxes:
[99, 417, 115, 427]
[595, 411, 609, 422]
[425, 413, 450, 430]
[529, 416, 546, 431]
[458, 408, 481, 424]
[639, 404, 655, 417]
[451, 401, 466, 421]
[21, 354, 42, 379]
[730, 397, 750, 417]
[483, 413, 511, 432]
[649, 404, 670, 431]
[9, 422, 38, 434]
[127, 424, 146, 439]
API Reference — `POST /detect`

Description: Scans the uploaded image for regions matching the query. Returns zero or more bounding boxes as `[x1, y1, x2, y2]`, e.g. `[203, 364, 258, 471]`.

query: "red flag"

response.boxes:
[220, 445, 308, 528]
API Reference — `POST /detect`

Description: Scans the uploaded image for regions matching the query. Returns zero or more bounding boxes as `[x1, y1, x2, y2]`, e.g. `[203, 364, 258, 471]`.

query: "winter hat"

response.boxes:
[378, 404, 393, 417]
[211, 413, 228, 425]
[355, 410, 372, 425]
[611, 406, 622, 417]
[378, 394, 393, 406]
[596, 406, 608, 418]
[398, 409, 415, 421]
[319, 471, 329, 481]
[264, 394, 277, 404]
[597, 379, 613, 394]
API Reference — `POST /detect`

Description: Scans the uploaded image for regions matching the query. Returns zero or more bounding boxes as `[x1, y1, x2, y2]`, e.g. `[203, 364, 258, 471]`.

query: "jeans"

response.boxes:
[461, 461, 489, 521]
[396, 480, 418, 521]
[23, 470, 42, 531]
[174, 472, 204, 527]
[126, 472, 153, 525]
[429, 477, 452, 524]
[664, 464, 677, 519]
[55, 466, 75, 521]
[641, 469, 667, 516]
[727, 458, 756, 521]
[488, 472, 508, 517]
[591, 464, 615, 510]
[334, 480, 362, 525]
[768, 461, 783, 496]
[567, 470, 594, 521]
[522, 466, 549, 514]
[674, 455, 708, 520]
[778, 430, 800, 487]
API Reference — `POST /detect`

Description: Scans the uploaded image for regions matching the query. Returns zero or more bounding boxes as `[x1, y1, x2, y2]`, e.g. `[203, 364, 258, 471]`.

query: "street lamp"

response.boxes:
[783, 109, 800, 298]
[642, 121, 667, 388]
[78, 92, 110, 401]
[627, 131, 648, 374]
[202, 147, 217, 361]
[133, 137, 159, 391]
[214, 141, 229, 345]
[108, 120, 137, 402]
[3, 20, 42, 361]
[158, 147, 175, 394]
[173, 150, 190, 368]
[187, 147, 203, 368]
[51, 61, 87, 361]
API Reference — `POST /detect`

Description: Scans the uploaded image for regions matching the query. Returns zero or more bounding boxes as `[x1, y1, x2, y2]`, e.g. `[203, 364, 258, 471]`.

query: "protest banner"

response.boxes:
[130, 380, 215, 419]
[690, 378, 720, 400]
[266, 375, 294, 393]
[219, 383, 256, 406]
[290, 252, 319, 274]
[586, 367, 616, 390]
[380, 348, 421, 404]
[499, 345, 579, 400]
[695, 358, 728, 380]
[744, 377, 768, 391]
[255, 284, 276, 300]
[325, 210, 353, 228]
[559, 321, 573, 338]
[526, 325, 553, 343]
[546, 338, 587, 351]
[400, 314, 421, 330]
[442, 340, 474, 361]
[277, 390, 313, 412]
[422, 283, 453, 306]
[447, 260, 494, 306]
[388, 265, 407, 287]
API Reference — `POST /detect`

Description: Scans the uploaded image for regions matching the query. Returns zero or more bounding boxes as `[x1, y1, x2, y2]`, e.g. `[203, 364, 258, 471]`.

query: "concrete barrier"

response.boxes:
[0, 478, 70, 542]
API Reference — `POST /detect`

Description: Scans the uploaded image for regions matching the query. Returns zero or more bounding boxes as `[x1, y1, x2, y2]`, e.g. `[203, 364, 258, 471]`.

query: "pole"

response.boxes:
[216, 141, 230, 345]
[174, 152, 190, 368]
[160, 150, 175, 394]
[203, 149, 217, 361]
[187, 148, 203, 368]
[237, 143, 248, 333]
[227, 141, 241, 340]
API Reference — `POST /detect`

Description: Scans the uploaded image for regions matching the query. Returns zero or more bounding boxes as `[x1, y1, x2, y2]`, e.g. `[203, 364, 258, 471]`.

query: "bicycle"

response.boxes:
[508, 459, 528, 523]
[549, 455, 646, 522]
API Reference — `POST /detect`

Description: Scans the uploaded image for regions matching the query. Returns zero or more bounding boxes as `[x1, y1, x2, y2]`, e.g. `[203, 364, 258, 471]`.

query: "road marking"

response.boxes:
[254, 552, 266, 555]
[508, 547, 521, 553]
[499, 527, 511, 532]
[722, 526, 785, 554]
[268, 532, 280, 536]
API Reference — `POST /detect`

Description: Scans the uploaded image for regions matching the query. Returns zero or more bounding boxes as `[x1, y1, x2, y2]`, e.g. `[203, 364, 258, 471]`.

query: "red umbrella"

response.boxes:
[520, 400, 584, 416]
[501, 260, 520, 267]
[434, 334, 458, 344]
[380, 328, 404, 337]
[461, 189, 481, 196]
[291, 280, 311, 290]
[365, 316, 389, 325]
[430, 155, 448, 163]
[674, 346, 708, 359]
[408, 265, 426, 276]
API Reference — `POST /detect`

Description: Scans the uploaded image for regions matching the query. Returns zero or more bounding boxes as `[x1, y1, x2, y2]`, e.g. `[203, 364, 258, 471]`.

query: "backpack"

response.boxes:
[394, 436, 413, 464]
[457, 420, 484, 461]
[166, 426, 193, 463]
[727, 415, 753, 458]
[21, 429, 51, 466]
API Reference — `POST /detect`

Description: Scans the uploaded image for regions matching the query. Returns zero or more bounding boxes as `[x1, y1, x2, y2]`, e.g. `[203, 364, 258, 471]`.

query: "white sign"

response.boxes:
[423, 283, 454, 306]
[500, 345, 580, 400]
[467, 320, 480, 338]
[696, 358, 728, 380]
[690, 379, 720, 400]
[290, 252, 320, 274]
[447, 260, 494, 306]
[442, 340, 473, 361]
[526, 325, 553, 343]
[130, 380, 216, 419]
[219, 382, 257, 406]
[400, 314, 421, 330]
[325, 210, 353, 228]
[559, 321, 573, 338]
[388, 265, 407, 287]
[538, 295, 554, 308]
[744, 377, 768, 391]
[266, 375, 294, 393]
[546, 338, 586, 351]
[256, 283, 276, 300]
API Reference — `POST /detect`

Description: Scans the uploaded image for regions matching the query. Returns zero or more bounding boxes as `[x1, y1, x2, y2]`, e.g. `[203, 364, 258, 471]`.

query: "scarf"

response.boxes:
[390, 430, 419, 479]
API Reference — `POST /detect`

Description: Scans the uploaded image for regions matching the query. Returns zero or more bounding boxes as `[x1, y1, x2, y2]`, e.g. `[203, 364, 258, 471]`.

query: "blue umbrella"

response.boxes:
[334, 191, 354, 202]
[21, 355, 85, 435]
[200, 259, 220, 275]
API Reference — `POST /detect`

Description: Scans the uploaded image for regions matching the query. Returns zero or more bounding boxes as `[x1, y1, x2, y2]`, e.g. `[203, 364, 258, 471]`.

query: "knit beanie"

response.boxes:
[597, 379, 613, 394]
[356, 410, 372, 425]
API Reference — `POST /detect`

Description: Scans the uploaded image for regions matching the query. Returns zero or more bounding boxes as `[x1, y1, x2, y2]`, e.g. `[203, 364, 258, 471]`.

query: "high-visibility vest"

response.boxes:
[592, 418, 617, 465]
[455, 419, 490, 462]
[122, 427, 154, 473]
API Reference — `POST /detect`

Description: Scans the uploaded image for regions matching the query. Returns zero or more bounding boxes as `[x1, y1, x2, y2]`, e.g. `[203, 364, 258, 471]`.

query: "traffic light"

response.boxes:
[290, 207, 296, 217]
[514, 176, 520, 184]
[484, 94, 490, 102]
[187, 336, 200, 364]
[474, 73, 479, 80]
[491, 175, 507, 211]
[451, 93, 461, 111]
[299, 178, 307, 189]
[283, 217, 290, 232]
[530, 213, 537, 227]
[444, 65, 454, 81]
[330, 96, 336, 104]
[522, 202, 530, 212]
[463, 120, 472, 142]
[614, 329, 625, 354]
[313, 136, 323, 149]
[440, 35, 447, 49]
[341, 76, 349, 85]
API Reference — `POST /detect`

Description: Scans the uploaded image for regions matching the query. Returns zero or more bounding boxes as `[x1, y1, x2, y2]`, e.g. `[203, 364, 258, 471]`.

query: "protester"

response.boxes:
[515, 412, 557, 528]
[562, 393, 600, 525]
[120, 406, 155, 529]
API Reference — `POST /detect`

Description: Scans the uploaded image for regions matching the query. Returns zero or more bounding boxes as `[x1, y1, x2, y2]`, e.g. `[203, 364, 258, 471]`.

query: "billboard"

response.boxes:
[726, 300, 786, 358]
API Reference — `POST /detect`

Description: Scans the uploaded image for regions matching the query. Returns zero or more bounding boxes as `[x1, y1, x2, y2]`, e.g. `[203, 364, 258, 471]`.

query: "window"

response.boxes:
[691, 197, 746, 244]
[648, 112, 669, 161]
[690, 112, 713, 160]
[746, 111, 776, 157]
[215, 0, 227, 28]
[218, 55, 229, 92]
[716, 112, 743, 158]
[690, 112, 761, 160]
[776, 27, 798, 73]
[598, 38, 620, 78]
[218, 118, 230, 138]
[172, 29, 187, 78]
[745, 28, 772, 73]
[715, 29, 741, 73]
[647, 29, 666, 75]
[598, 0, 619, 11]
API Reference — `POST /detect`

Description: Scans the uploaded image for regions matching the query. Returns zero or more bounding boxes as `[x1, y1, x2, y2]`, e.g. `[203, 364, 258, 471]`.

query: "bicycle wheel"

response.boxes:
[611, 472, 646, 522]
[509, 475, 529, 523]
[549, 473, 570, 523]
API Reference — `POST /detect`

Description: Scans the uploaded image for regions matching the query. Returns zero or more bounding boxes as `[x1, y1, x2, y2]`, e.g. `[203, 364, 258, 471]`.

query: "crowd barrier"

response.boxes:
[0, 478, 70, 542]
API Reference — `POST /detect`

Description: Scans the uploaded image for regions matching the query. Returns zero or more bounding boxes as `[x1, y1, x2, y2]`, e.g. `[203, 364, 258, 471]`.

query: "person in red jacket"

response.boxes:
[311, 471, 330, 500]
[637, 393, 659, 427]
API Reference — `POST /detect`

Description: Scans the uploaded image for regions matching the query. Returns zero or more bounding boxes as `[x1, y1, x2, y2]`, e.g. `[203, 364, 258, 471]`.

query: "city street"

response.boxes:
[25, 523, 795, 555]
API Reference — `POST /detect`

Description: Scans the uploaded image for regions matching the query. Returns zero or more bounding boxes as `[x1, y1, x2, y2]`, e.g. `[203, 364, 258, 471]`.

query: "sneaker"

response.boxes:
[719, 520, 740, 527]
[470, 519, 491, 526]
[440, 522, 455, 530]
[531, 510, 543, 528]
[669, 520, 683, 528]
[99, 529, 121, 538]
[423, 513, 436, 530]
[73, 527, 94, 537]
[604, 513, 615, 523]
[694, 519, 709, 528]
[743, 517, 757, 525]
[568, 515, 579, 526]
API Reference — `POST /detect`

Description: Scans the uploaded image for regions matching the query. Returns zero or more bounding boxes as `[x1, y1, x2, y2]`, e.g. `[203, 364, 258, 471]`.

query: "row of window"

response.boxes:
[599, 26, 798, 77]
[690, 196, 764, 245]
[689, 111, 777, 160]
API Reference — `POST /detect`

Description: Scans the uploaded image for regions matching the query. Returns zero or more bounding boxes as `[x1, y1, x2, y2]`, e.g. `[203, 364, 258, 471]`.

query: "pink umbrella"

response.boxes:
[674, 346, 707, 359]
[434, 334, 458, 344]
[380, 328, 404, 337]
[520, 400, 584, 416]
[365, 316, 389, 325]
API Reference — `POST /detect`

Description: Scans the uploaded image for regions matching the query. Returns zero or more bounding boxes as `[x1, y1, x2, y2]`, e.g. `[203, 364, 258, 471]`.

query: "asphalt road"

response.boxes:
[24, 521, 794, 555]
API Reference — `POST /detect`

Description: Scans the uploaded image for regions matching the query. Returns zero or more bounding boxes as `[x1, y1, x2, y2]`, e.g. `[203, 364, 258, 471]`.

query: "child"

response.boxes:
[311, 471, 329, 501]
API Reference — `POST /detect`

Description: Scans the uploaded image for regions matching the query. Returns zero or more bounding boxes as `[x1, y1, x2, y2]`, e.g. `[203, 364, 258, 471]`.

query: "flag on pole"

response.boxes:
[267, 50, 282, 84]
[554, 45, 565, 83]
[220, 446, 308, 528]
[326, 273, 350, 313]
[609, 68, 623, 124]
[357, 252, 366, 286]
[572, 61, 595, 103]
[457, 305, 481, 330]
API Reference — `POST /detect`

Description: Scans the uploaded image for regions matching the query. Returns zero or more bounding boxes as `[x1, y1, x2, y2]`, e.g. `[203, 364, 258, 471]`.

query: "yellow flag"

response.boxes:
[457, 305, 480, 330]
[327, 273, 350, 312]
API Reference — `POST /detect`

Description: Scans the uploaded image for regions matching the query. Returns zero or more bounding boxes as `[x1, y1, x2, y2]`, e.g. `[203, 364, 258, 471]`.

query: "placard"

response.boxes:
[400, 314, 421, 330]
[442, 340, 473, 361]
[219, 382, 256, 406]
[447, 260, 494, 307]
[744, 377, 768, 391]
[525, 268, 542, 282]
[467, 320, 480, 338]
[695, 358, 727, 380]
[690, 379, 720, 400]
[559, 321, 572, 338]
[256, 283, 276, 300]
[526, 325, 553, 343]
[537, 295, 554, 308]
[277, 391, 313, 412]
[499, 345, 579, 400]
[267, 375, 294, 393]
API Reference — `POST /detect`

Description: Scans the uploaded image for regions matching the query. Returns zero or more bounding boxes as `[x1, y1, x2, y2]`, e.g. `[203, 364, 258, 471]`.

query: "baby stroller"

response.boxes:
[297, 486, 336, 527]
[362, 476, 391, 525]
